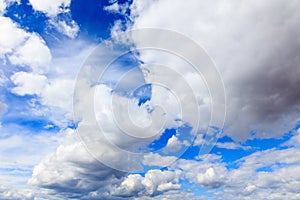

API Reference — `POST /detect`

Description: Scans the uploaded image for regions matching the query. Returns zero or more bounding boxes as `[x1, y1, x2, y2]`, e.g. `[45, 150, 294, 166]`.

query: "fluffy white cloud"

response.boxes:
[41, 78, 74, 111]
[10, 72, 47, 96]
[112, 169, 181, 197]
[29, 0, 70, 17]
[0, 16, 28, 57]
[0, 16, 52, 73]
[0, 185, 34, 200]
[216, 141, 251, 150]
[143, 153, 177, 167]
[164, 135, 183, 153]
[9, 33, 51, 73]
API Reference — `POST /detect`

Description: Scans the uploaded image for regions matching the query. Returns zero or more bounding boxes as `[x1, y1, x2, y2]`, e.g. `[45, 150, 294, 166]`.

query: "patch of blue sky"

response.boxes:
[70, 0, 132, 40]
[148, 128, 177, 151]
[4, 0, 77, 46]
[2, 115, 60, 133]
[1, 93, 59, 133]
[4, 0, 48, 35]
[180, 146, 200, 160]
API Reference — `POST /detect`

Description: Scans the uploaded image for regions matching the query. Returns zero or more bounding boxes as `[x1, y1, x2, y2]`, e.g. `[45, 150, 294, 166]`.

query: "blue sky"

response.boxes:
[0, 0, 300, 199]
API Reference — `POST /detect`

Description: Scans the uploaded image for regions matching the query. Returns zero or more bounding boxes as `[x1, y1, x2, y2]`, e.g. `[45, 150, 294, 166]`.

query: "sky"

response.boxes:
[0, 0, 300, 199]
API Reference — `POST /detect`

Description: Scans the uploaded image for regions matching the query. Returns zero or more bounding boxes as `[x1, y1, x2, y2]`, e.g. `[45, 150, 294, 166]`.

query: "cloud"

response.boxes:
[143, 153, 177, 167]
[215, 141, 251, 150]
[0, 16, 29, 57]
[29, 0, 70, 17]
[49, 19, 79, 39]
[112, 170, 181, 197]
[28, 0, 79, 39]
[10, 72, 47, 96]
[3, 1, 299, 199]
[220, 146, 300, 199]
[282, 128, 300, 147]
[8, 33, 52, 73]
[164, 135, 184, 153]
[120, 0, 300, 141]
[0, 16, 52, 72]
[175, 154, 227, 189]
[0, 185, 34, 200]
[28, 128, 126, 196]
[0, 125, 59, 189]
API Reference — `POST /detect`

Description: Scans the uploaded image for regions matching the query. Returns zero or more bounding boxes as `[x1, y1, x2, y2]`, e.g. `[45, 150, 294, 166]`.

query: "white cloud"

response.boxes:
[0, 126, 59, 189]
[0, 16, 52, 74]
[216, 141, 251, 150]
[41, 78, 74, 111]
[0, 16, 28, 57]
[143, 153, 177, 167]
[164, 135, 183, 153]
[28, 0, 79, 39]
[0, 0, 5, 14]
[9, 33, 51, 73]
[112, 169, 181, 197]
[29, 0, 70, 17]
[220, 147, 300, 199]
[49, 19, 79, 39]
[175, 155, 227, 189]
[10, 71, 47, 96]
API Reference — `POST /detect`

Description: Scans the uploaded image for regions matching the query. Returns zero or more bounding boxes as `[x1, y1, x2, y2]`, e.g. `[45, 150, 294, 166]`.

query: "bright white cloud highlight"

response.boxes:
[29, 0, 70, 16]
[10, 72, 47, 96]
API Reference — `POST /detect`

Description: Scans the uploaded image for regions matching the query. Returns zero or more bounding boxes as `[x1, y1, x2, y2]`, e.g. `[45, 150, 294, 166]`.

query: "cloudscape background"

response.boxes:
[0, 0, 300, 199]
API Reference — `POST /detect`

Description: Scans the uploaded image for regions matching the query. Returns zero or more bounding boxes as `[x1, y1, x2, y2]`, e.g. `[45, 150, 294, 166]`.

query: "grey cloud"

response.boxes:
[122, 0, 300, 141]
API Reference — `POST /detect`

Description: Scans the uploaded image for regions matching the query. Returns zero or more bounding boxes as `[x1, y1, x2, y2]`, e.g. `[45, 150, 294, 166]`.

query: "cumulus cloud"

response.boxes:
[221, 146, 300, 199]
[164, 135, 185, 153]
[9, 33, 51, 73]
[0, 16, 28, 57]
[0, 16, 52, 73]
[120, 0, 300, 141]
[10, 72, 47, 96]
[28, 128, 126, 196]
[7, 1, 299, 199]
[112, 170, 181, 197]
